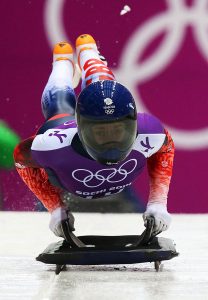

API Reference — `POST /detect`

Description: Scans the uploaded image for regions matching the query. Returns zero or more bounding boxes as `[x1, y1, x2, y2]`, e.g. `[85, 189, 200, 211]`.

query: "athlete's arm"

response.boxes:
[146, 129, 174, 206]
[14, 136, 65, 212]
[14, 136, 40, 168]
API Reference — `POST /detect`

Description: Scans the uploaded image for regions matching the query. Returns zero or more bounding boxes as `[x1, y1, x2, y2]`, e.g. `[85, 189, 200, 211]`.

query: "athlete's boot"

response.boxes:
[76, 34, 98, 54]
[53, 41, 81, 88]
[76, 34, 107, 66]
[53, 41, 74, 62]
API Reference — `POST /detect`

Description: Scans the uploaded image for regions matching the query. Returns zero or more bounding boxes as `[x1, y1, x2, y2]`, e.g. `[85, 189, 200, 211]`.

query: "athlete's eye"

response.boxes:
[115, 128, 124, 134]
[94, 130, 105, 137]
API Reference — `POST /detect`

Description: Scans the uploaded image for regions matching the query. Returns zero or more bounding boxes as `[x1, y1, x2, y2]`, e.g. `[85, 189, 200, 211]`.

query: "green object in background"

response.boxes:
[0, 121, 20, 169]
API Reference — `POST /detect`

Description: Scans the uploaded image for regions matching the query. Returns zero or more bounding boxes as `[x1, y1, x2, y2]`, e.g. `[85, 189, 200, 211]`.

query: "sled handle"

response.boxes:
[61, 221, 86, 248]
[134, 216, 156, 247]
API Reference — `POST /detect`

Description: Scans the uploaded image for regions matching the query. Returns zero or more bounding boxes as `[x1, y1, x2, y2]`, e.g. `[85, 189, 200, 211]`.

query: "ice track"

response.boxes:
[0, 212, 208, 300]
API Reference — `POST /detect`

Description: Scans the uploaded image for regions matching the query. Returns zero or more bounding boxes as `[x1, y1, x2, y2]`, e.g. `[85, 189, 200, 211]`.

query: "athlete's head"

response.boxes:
[76, 80, 137, 165]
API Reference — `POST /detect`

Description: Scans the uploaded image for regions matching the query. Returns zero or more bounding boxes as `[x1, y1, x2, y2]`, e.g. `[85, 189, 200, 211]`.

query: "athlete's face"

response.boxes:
[91, 122, 126, 146]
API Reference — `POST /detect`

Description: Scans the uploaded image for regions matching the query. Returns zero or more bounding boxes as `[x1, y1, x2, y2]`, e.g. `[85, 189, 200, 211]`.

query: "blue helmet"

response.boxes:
[76, 80, 137, 165]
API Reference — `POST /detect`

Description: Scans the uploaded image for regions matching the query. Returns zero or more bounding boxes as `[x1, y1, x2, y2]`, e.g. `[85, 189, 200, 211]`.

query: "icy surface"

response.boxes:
[1, 212, 208, 299]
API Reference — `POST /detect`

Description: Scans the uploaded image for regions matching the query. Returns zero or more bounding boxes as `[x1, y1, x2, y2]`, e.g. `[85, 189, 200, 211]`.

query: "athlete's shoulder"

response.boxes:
[134, 113, 165, 157]
[32, 121, 77, 151]
[53, 119, 77, 131]
[137, 113, 164, 134]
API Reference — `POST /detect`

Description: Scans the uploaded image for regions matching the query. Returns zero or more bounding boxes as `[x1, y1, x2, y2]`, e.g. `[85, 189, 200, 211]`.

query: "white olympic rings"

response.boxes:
[72, 159, 137, 188]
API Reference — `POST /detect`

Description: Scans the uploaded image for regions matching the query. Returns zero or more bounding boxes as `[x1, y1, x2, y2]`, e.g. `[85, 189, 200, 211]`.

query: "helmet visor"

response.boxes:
[80, 116, 137, 164]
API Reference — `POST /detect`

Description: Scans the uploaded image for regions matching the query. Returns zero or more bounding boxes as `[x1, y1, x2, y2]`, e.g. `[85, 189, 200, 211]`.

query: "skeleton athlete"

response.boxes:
[14, 34, 174, 239]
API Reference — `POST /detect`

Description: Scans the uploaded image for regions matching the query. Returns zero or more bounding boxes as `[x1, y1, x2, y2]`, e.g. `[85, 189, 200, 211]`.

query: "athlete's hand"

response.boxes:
[49, 207, 75, 238]
[143, 203, 171, 235]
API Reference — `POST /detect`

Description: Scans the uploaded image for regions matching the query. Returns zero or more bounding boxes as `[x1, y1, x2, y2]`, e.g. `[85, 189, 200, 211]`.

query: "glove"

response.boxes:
[143, 203, 171, 235]
[49, 207, 75, 238]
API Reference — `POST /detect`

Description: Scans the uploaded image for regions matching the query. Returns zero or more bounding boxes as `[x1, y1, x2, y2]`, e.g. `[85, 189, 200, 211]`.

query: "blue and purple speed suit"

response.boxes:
[14, 47, 174, 212]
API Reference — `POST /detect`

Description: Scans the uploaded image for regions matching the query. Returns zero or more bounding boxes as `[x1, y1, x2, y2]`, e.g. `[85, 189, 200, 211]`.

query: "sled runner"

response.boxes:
[36, 217, 179, 274]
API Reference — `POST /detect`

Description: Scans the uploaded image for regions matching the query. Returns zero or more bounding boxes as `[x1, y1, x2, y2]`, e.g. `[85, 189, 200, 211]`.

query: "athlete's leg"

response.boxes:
[76, 34, 116, 89]
[41, 42, 76, 120]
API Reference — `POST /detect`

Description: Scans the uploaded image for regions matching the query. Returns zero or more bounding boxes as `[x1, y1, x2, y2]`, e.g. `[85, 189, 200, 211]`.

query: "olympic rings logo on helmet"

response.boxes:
[105, 109, 115, 114]
[72, 159, 137, 188]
